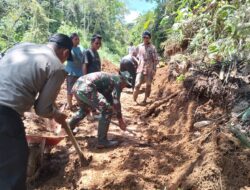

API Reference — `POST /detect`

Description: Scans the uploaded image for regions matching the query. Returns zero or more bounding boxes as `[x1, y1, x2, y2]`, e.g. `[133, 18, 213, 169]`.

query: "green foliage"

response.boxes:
[1, 0, 249, 70]
[208, 43, 219, 54]
[0, 0, 128, 60]
[128, 11, 156, 47]
[176, 74, 185, 83]
[0, 0, 53, 48]
[22, 0, 53, 43]
[57, 23, 88, 48]
[99, 46, 121, 66]
[151, 0, 250, 65]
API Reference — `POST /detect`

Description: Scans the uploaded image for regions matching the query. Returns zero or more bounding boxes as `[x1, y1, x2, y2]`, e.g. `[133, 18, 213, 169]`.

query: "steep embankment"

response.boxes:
[27, 61, 250, 190]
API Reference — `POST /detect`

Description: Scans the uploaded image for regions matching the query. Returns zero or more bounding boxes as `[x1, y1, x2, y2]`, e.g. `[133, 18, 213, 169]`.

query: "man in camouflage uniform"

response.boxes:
[68, 71, 132, 148]
[133, 31, 159, 104]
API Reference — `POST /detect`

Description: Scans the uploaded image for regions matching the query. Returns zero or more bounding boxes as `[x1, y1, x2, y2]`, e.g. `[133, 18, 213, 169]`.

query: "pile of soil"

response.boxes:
[24, 112, 48, 134]
[102, 59, 119, 73]
[27, 61, 250, 190]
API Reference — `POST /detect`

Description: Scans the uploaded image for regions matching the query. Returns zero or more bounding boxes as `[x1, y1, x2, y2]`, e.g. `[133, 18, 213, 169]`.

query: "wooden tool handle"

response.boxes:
[62, 122, 87, 166]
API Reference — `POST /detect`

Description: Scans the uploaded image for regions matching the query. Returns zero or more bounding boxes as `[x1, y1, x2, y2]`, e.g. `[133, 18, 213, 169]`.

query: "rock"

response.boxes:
[194, 131, 201, 137]
[193, 120, 212, 128]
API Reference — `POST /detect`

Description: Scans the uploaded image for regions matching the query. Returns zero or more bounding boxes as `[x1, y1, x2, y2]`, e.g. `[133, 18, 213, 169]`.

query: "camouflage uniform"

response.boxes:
[68, 72, 124, 146]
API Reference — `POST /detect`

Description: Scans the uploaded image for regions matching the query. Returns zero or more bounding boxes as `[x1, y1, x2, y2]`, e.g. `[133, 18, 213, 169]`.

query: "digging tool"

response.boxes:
[61, 121, 91, 166]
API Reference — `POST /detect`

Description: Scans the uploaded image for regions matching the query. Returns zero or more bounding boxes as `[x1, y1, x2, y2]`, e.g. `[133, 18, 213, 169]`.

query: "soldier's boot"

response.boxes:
[97, 113, 118, 148]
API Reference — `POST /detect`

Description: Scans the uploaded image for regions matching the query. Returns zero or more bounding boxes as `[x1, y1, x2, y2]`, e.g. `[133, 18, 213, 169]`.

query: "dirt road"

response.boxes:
[27, 63, 250, 190]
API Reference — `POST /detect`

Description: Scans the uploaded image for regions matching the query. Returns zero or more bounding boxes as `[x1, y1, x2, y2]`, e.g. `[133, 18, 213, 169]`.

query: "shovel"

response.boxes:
[61, 121, 92, 166]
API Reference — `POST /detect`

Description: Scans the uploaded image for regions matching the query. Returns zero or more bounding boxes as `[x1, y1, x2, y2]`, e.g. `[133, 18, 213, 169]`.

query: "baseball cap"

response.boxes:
[49, 33, 73, 51]
[119, 71, 132, 88]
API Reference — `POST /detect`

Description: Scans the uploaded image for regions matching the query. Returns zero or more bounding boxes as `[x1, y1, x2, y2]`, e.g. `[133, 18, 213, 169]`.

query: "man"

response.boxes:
[133, 31, 159, 105]
[120, 49, 138, 89]
[68, 71, 132, 148]
[0, 33, 72, 190]
[82, 34, 102, 120]
[128, 42, 136, 55]
[83, 34, 102, 75]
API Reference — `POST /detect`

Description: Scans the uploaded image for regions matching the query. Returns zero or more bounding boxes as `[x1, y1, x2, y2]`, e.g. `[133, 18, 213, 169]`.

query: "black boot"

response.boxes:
[97, 114, 118, 148]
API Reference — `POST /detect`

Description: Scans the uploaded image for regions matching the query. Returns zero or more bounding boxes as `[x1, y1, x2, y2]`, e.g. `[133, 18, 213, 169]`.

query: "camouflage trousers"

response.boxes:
[69, 83, 113, 143]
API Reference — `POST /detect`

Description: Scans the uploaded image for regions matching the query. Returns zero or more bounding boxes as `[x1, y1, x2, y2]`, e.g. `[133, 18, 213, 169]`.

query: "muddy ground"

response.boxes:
[27, 60, 250, 190]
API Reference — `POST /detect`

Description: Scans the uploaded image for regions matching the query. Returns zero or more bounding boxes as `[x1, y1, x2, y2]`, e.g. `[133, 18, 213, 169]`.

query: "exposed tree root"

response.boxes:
[142, 92, 179, 118]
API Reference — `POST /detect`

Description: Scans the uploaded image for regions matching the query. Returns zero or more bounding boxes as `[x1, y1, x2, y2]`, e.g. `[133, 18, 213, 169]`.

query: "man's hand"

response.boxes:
[53, 110, 67, 125]
[118, 118, 127, 131]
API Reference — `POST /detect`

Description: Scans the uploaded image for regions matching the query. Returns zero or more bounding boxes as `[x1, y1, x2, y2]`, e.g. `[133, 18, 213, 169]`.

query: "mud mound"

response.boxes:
[183, 71, 240, 108]
[102, 59, 119, 73]
[142, 66, 250, 189]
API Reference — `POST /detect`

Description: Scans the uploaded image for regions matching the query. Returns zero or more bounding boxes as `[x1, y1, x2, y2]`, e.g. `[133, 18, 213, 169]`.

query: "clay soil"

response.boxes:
[27, 60, 250, 190]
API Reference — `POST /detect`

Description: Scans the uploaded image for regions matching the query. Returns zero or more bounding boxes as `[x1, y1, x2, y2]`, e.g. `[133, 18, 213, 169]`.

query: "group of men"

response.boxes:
[0, 31, 158, 190]
[120, 31, 159, 105]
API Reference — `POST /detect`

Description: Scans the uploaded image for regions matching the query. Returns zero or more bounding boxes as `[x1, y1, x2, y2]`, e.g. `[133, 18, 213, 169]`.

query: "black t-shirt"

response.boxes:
[84, 49, 101, 74]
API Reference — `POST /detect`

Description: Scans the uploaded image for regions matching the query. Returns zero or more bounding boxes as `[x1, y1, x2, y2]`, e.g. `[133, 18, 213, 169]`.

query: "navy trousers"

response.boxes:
[0, 105, 28, 190]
